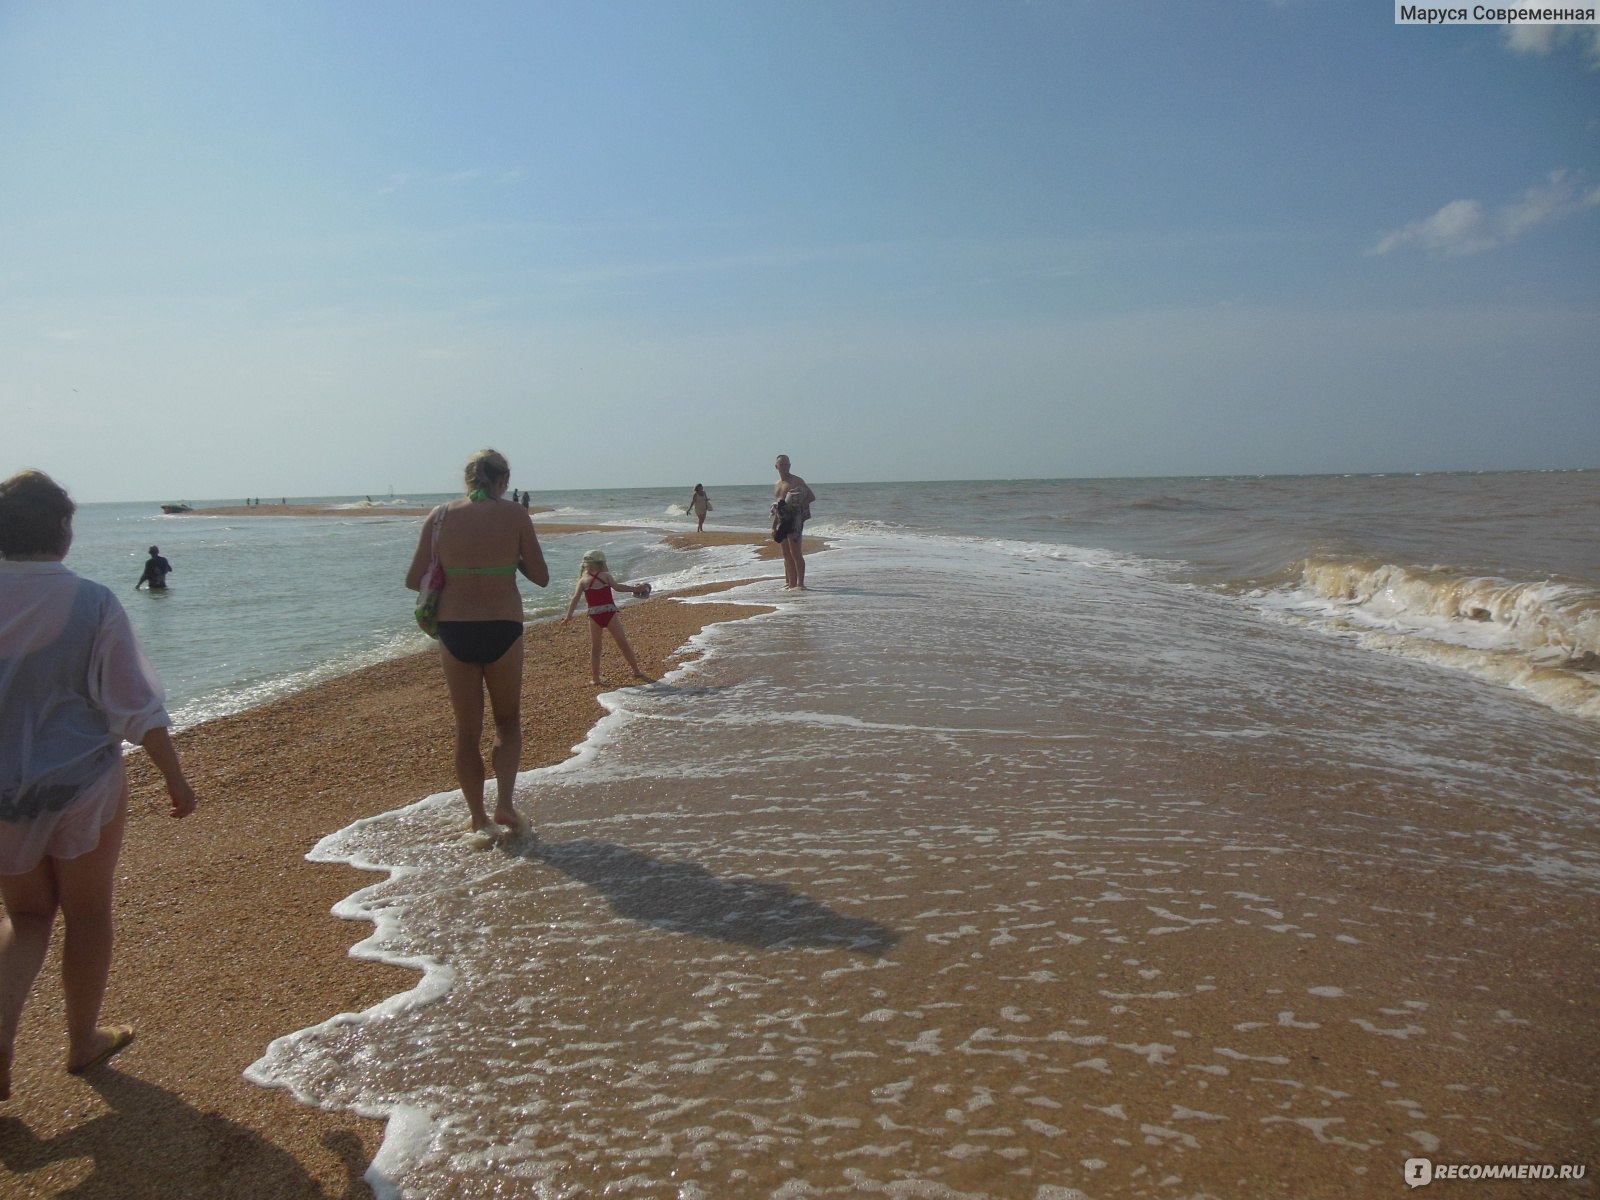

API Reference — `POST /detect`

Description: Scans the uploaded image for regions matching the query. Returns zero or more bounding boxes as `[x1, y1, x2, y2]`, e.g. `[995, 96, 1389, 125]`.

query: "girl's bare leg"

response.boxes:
[480, 638, 526, 832]
[608, 619, 649, 679]
[53, 798, 127, 1071]
[589, 621, 605, 684]
[440, 649, 491, 830]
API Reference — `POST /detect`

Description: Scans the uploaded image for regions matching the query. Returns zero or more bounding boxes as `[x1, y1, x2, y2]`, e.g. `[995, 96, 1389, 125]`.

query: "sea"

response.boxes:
[65, 473, 1600, 1198]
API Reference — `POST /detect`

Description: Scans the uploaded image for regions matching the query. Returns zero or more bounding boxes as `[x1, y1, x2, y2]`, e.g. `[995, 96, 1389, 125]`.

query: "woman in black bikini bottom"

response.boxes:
[405, 449, 549, 837]
[435, 620, 523, 665]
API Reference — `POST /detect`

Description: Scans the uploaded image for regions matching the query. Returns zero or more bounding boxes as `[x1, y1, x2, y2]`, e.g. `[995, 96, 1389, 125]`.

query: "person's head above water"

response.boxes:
[0, 469, 75, 558]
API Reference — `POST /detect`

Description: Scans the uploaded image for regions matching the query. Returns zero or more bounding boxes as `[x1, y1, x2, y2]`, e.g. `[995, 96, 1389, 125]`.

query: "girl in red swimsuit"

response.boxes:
[562, 550, 651, 686]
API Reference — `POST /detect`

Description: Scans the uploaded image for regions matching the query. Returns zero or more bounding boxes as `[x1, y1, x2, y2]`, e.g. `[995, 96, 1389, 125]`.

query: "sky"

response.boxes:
[2, 1, 1598, 501]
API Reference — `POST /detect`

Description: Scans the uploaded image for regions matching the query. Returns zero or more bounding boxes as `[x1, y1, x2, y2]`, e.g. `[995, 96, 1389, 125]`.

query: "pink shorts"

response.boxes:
[0, 758, 127, 876]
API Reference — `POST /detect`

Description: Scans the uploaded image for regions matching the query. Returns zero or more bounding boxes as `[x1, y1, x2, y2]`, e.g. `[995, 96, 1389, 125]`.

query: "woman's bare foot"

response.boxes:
[67, 1025, 135, 1076]
[494, 806, 525, 835]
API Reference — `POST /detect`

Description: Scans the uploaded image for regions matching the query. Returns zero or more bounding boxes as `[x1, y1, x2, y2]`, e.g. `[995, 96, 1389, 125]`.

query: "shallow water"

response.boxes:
[241, 500, 1600, 1199]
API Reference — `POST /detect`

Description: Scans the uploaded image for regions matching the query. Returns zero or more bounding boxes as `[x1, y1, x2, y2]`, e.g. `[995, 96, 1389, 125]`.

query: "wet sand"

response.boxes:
[0, 580, 779, 1199]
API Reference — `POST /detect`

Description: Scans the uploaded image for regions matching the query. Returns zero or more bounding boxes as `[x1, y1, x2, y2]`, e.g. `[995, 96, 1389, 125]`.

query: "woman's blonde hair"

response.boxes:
[463, 448, 510, 495]
[0, 469, 76, 557]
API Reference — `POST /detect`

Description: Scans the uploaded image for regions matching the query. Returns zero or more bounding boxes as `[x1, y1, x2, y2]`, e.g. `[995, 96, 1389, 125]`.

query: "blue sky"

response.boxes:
[3, 1, 1597, 501]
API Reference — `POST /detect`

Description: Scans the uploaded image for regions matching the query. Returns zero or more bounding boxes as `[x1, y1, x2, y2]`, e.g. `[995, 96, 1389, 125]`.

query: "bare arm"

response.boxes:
[518, 514, 550, 587]
[404, 509, 439, 592]
[140, 725, 197, 818]
[562, 574, 589, 621]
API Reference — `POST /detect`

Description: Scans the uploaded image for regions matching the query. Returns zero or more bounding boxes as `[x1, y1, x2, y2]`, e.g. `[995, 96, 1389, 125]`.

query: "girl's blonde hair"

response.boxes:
[580, 549, 608, 574]
[463, 448, 510, 495]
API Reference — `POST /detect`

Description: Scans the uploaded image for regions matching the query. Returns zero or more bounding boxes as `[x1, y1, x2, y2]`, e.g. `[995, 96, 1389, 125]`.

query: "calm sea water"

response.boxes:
[62, 474, 1600, 1198]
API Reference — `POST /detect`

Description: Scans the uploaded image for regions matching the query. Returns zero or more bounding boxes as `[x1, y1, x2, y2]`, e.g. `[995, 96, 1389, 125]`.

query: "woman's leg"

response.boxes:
[53, 795, 128, 1072]
[589, 621, 604, 685]
[440, 649, 490, 830]
[607, 618, 648, 679]
[480, 637, 526, 831]
[0, 862, 60, 1099]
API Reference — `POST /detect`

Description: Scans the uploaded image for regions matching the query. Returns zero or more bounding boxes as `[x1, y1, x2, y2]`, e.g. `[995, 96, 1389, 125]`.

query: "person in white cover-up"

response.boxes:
[0, 469, 198, 1099]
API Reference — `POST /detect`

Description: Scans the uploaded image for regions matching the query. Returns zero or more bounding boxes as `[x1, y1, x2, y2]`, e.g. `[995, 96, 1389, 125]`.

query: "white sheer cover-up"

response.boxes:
[0, 561, 170, 873]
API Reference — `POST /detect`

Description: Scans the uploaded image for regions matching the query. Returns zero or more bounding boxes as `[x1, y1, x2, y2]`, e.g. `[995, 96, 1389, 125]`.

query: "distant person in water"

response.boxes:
[772, 454, 816, 590]
[687, 484, 711, 532]
[406, 449, 549, 838]
[0, 469, 198, 1100]
[135, 546, 172, 591]
[562, 550, 651, 686]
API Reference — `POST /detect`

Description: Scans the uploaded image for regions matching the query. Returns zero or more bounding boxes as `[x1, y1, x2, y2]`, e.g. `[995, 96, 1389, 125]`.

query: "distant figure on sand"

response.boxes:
[0, 469, 198, 1100]
[772, 454, 816, 590]
[406, 449, 549, 838]
[135, 546, 172, 591]
[687, 484, 711, 532]
[563, 550, 651, 686]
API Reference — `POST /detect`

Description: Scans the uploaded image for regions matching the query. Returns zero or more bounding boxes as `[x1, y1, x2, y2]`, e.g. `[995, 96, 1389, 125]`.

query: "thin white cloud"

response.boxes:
[1501, 22, 1600, 67]
[1368, 169, 1600, 257]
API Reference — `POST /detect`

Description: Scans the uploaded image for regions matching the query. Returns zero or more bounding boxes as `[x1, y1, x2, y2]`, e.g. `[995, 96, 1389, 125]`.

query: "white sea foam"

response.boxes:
[240, 519, 1598, 1197]
[1252, 557, 1600, 721]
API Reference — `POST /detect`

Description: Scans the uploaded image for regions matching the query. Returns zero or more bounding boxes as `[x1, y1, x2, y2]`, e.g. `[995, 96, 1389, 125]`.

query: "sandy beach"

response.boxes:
[0, 576, 779, 1199]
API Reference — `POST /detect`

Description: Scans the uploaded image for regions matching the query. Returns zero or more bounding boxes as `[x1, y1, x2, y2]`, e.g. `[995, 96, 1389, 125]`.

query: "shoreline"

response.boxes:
[0, 544, 802, 1196]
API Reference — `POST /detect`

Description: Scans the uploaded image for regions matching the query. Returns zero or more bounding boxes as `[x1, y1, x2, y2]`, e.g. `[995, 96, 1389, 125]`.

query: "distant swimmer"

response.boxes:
[135, 546, 172, 591]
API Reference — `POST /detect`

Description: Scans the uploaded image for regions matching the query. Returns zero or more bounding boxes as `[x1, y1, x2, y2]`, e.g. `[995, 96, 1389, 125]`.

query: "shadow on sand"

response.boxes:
[512, 838, 899, 956]
[0, 1070, 372, 1200]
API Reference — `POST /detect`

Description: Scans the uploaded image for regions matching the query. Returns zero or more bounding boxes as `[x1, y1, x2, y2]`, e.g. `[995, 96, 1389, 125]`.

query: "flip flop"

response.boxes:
[68, 1026, 135, 1075]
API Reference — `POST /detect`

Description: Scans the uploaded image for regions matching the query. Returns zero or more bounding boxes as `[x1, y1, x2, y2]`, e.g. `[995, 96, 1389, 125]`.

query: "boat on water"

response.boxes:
[160, 502, 192, 514]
